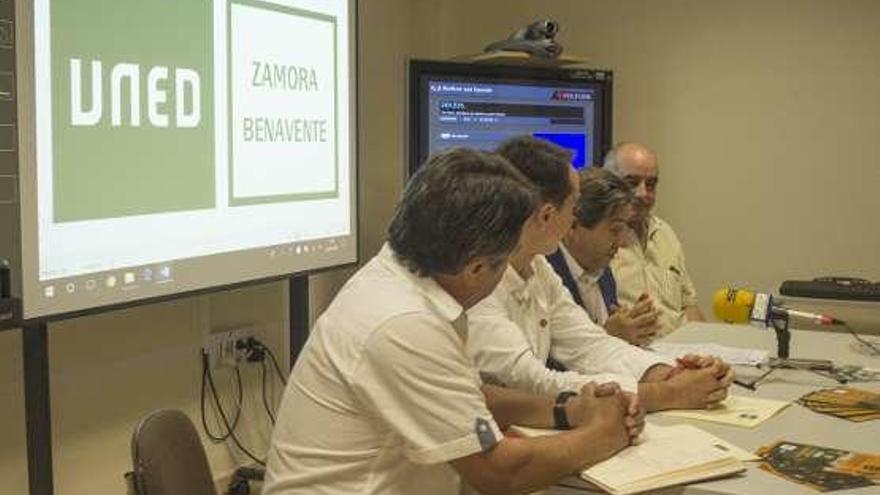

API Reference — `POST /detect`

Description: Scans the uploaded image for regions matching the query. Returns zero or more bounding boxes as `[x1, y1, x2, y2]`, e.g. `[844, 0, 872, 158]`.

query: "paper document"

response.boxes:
[659, 395, 790, 428]
[650, 342, 768, 366]
[511, 423, 747, 495]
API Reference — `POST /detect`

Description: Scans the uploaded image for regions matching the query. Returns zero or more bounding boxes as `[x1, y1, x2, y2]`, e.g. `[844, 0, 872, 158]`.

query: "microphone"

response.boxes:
[712, 287, 843, 326]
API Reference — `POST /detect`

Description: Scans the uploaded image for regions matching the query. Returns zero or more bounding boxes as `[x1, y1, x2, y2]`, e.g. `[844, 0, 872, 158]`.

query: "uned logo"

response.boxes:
[69, 58, 201, 128]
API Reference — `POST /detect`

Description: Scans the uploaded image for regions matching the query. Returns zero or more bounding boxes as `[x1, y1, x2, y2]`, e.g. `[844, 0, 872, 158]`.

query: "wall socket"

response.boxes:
[203, 327, 253, 369]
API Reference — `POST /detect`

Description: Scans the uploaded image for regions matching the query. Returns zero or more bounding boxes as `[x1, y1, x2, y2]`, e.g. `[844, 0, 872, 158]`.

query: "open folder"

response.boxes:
[511, 423, 748, 495]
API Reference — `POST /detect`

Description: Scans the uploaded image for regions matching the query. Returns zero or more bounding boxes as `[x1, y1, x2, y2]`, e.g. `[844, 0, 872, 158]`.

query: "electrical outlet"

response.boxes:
[203, 327, 254, 369]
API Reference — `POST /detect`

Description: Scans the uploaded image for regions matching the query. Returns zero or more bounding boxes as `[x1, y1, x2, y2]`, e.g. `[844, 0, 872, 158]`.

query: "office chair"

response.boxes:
[125, 409, 218, 495]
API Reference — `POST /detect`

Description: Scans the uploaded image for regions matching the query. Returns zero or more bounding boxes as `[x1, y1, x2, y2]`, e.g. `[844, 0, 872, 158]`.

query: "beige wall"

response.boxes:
[0, 281, 289, 495]
[403, 0, 880, 330]
[4, 1, 880, 494]
[309, 0, 425, 315]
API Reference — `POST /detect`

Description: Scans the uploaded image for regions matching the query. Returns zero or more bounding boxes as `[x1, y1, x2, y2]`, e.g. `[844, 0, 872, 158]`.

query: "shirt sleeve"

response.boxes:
[350, 312, 503, 465]
[540, 261, 668, 388]
[467, 294, 634, 394]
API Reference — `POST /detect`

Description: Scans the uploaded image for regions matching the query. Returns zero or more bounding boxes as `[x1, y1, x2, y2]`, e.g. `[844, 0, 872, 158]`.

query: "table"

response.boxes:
[547, 322, 880, 495]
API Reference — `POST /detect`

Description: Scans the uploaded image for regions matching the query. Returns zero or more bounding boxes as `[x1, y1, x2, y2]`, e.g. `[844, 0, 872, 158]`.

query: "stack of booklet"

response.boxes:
[757, 440, 879, 492]
[798, 387, 880, 422]
[511, 423, 750, 495]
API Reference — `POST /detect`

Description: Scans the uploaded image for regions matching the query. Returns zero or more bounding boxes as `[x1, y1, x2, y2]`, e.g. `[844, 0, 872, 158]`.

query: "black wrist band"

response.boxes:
[553, 391, 578, 430]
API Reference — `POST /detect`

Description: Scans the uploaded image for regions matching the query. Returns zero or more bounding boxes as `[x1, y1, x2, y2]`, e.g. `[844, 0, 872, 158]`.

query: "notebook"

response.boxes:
[511, 423, 748, 495]
[658, 395, 790, 428]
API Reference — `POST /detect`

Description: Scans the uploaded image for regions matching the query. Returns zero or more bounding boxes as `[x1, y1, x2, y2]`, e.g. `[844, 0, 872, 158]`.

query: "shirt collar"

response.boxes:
[499, 260, 538, 305]
[560, 244, 602, 285]
[377, 243, 465, 323]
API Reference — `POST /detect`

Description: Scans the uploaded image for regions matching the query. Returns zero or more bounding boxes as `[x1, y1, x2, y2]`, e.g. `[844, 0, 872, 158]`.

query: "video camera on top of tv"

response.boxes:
[484, 19, 563, 58]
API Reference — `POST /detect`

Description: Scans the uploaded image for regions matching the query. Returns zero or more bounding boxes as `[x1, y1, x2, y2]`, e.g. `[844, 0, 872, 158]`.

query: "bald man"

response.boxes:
[604, 143, 705, 337]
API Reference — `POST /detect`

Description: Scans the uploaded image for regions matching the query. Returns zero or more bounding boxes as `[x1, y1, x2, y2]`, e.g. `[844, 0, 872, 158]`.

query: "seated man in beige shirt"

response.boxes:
[605, 143, 705, 337]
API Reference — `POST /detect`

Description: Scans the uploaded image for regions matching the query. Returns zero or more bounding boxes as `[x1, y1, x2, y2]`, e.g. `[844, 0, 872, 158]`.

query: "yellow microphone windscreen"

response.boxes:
[712, 287, 755, 324]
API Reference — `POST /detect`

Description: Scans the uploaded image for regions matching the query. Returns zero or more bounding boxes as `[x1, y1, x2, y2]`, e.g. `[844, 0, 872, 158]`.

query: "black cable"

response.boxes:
[242, 337, 283, 426]
[262, 344, 288, 385]
[840, 322, 880, 355]
[807, 368, 849, 385]
[260, 360, 276, 425]
[204, 353, 266, 465]
[241, 337, 287, 384]
[198, 336, 288, 466]
[200, 351, 243, 442]
[200, 363, 227, 442]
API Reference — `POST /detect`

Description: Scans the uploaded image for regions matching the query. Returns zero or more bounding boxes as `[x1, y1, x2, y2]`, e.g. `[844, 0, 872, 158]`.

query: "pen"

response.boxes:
[732, 378, 756, 391]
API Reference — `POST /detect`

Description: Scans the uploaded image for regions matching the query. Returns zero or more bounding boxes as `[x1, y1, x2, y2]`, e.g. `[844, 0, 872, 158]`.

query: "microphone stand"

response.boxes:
[772, 314, 791, 359]
[736, 313, 842, 390]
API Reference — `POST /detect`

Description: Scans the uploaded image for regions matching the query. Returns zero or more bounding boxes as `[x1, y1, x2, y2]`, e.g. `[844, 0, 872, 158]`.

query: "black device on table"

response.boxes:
[779, 277, 880, 302]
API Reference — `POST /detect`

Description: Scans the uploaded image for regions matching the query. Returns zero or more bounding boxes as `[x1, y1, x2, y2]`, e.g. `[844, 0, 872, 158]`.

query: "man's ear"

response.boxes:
[537, 202, 556, 224]
[468, 259, 486, 276]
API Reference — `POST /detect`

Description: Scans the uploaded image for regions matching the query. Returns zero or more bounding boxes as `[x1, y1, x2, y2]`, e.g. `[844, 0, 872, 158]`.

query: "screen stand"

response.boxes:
[23, 321, 53, 495]
[289, 274, 310, 368]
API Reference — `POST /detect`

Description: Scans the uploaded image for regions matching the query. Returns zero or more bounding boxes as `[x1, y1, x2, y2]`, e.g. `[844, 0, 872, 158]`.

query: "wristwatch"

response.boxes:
[553, 391, 578, 430]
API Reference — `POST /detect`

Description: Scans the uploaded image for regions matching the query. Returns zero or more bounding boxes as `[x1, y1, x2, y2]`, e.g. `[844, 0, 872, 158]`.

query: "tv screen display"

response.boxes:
[408, 60, 612, 175]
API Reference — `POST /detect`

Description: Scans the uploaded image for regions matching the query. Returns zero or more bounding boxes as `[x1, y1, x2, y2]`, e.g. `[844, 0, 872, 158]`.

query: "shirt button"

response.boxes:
[539, 319, 548, 327]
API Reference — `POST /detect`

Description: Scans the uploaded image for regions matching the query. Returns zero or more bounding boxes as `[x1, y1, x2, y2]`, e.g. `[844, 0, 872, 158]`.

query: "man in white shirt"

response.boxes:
[468, 136, 733, 412]
[264, 148, 639, 495]
[605, 143, 705, 336]
[549, 168, 660, 347]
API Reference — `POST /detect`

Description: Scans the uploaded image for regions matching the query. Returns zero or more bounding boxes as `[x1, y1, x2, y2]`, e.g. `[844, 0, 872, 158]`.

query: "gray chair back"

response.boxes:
[128, 409, 218, 495]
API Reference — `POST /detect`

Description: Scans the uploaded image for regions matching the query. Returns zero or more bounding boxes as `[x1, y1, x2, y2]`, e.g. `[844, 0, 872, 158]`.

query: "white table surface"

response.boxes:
[546, 322, 880, 495]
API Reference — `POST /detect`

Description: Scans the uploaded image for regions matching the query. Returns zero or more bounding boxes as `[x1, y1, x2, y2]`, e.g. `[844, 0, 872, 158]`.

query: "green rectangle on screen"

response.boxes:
[51, 0, 215, 222]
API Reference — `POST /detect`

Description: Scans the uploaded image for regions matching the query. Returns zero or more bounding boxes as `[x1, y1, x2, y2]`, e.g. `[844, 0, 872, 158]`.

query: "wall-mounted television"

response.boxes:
[1, 0, 358, 320]
[408, 59, 612, 175]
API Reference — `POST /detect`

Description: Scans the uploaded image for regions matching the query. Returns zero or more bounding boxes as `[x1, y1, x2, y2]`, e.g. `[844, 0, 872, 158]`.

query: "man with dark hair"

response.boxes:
[468, 136, 734, 414]
[547, 168, 661, 346]
[264, 148, 637, 495]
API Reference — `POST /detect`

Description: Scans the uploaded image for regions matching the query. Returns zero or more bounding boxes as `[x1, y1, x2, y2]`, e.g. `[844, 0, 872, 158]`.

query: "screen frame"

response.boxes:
[9, 0, 359, 324]
[407, 59, 613, 177]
